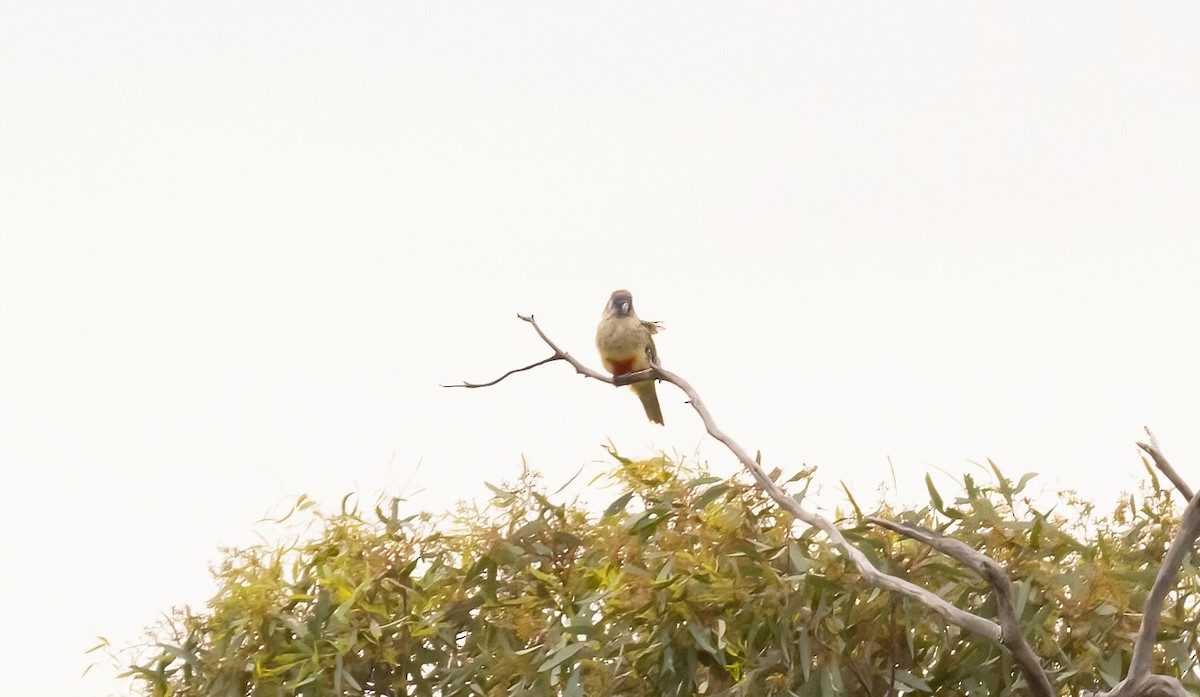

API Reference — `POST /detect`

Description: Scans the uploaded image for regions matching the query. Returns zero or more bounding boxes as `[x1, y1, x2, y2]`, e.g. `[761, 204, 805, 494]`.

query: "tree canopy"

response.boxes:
[118, 452, 1200, 696]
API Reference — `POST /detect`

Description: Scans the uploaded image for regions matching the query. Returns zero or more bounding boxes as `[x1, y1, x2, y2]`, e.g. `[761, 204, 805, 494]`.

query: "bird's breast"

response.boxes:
[596, 316, 651, 374]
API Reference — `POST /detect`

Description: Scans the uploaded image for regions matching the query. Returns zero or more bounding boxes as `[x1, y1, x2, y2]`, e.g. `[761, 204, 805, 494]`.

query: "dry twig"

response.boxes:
[443, 314, 615, 389]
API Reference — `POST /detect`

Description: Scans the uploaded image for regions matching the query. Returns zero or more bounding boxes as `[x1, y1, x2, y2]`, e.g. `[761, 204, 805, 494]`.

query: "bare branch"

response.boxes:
[1137, 427, 1193, 500]
[443, 314, 615, 389]
[1132, 675, 1191, 697]
[865, 516, 1054, 697]
[612, 368, 656, 386]
[443, 355, 562, 389]
[451, 314, 1064, 691]
[1126, 490, 1200, 685]
[1085, 433, 1200, 697]
[1086, 673, 1191, 697]
[646, 363, 1012, 644]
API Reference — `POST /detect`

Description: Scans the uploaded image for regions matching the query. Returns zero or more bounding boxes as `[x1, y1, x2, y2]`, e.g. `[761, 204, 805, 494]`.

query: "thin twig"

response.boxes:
[865, 516, 1054, 697]
[443, 314, 615, 388]
[443, 355, 562, 389]
[553, 462, 587, 496]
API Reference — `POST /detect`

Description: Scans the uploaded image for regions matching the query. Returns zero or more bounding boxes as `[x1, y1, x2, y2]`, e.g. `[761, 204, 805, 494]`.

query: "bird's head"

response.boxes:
[605, 289, 634, 317]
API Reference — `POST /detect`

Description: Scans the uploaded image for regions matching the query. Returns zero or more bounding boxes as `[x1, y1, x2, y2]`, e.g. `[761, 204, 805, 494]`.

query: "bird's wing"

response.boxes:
[645, 328, 660, 365]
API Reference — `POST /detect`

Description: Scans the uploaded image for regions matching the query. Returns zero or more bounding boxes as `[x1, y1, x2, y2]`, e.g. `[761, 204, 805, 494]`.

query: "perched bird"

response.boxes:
[595, 289, 664, 425]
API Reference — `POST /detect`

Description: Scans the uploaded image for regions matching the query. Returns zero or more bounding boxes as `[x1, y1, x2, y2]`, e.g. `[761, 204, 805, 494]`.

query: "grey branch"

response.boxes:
[443, 355, 562, 388]
[443, 314, 615, 388]
[1116, 447, 1200, 696]
[1081, 432, 1200, 697]
[452, 314, 1060, 693]
[1085, 674, 1192, 697]
[648, 363, 1005, 639]
[864, 516, 1054, 696]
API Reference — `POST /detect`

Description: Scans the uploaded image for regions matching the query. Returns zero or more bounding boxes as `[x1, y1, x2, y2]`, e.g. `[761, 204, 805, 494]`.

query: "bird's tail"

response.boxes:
[633, 381, 664, 425]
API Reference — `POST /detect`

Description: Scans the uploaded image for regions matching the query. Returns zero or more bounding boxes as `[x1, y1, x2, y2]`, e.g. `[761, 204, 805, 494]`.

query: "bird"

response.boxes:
[595, 289, 664, 425]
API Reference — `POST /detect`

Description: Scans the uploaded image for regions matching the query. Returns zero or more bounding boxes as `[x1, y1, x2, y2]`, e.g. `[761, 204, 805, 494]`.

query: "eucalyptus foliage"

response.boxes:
[121, 453, 1200, 696]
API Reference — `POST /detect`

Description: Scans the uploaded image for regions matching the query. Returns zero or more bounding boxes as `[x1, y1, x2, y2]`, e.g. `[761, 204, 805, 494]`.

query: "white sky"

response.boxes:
[2, 3, 1199, 695]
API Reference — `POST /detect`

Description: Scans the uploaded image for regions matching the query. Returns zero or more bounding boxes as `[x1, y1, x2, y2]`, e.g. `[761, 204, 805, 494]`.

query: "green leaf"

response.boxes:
[787, 541, 811, 574]
[554, 531, 583, 547]
[537, 643, 586, 672]
[1013, 471, 1038, 495]
[628, 505, 672, 535]
[603, 492, 635, 517]
[696, 483, 730, 508]
[1030, 515, 1043, 549]
[1098, 651, 1122, 687]
[840, 481, 862, 521]
[687, 621, 718, 655]
[787, 466, 814, 483]
[563, 620, 598, 638]
[894, 669, 932, 692]
[341, 665, 362, 691]
[565, 665, 585, 697]
[798, 628, 812, 680]
[925, 474, 944, 513]
[511, 518, 547, 540]
[1014, 579, 1031, 619]
[1141, 455, 1161, 491]
[157, 644, 200, 667]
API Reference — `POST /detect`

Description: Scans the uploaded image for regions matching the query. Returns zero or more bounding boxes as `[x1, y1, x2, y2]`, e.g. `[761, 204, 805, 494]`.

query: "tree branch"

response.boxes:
[442, 355, 563, 389]
[443, 314, 614, 388]
[1125, 489, 1200, 690]
[647, 363, 1013, 648]
[1084, 673, 1192, 697]
[864, 516, 1054, 696]
[450, 314, 1062, 694]
[1082, 433, 1200, 697]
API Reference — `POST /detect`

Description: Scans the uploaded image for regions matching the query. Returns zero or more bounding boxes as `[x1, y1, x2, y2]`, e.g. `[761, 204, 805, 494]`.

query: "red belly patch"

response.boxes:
[608, 358, 636, 375]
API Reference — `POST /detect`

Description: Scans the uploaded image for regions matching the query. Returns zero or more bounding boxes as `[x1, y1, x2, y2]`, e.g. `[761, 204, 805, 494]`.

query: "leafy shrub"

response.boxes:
[119, 453, 1200, 696]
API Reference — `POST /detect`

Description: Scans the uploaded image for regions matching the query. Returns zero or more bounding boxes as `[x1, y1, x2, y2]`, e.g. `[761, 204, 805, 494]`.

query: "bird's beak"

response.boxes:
[621, 300, 630, 314]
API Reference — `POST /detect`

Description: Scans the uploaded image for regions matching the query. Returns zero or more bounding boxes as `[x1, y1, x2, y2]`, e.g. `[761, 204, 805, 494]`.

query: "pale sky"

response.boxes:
[2, 4, 1199, 695]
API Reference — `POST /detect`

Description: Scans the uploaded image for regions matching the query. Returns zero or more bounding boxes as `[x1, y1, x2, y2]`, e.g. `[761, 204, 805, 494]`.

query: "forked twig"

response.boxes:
[443, 314, 613, 388]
